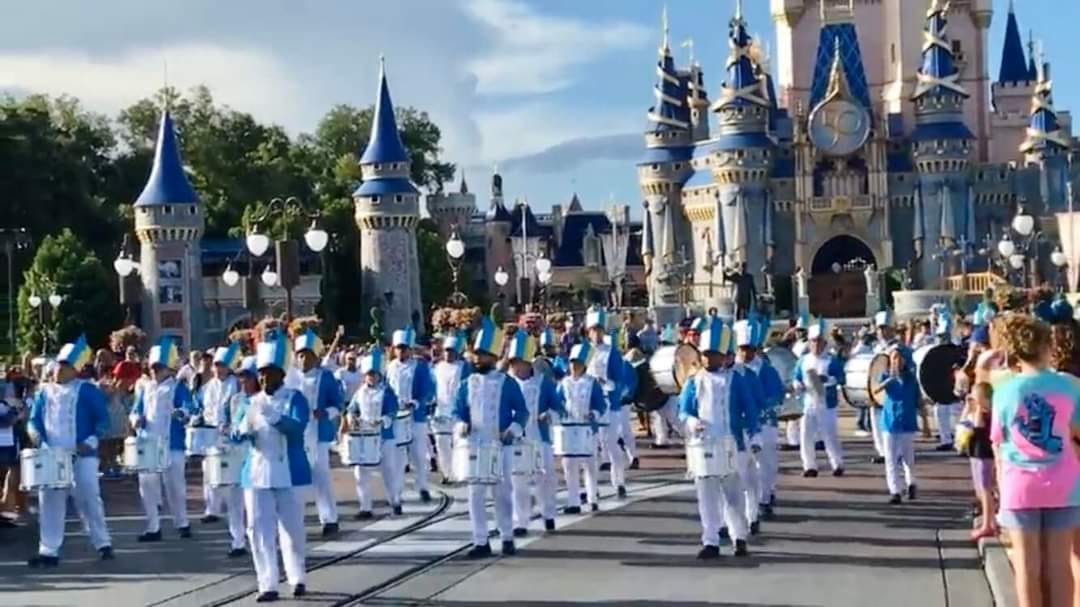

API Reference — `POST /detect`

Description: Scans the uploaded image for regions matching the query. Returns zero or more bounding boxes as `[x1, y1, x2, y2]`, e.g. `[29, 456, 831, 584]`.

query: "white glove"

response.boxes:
[454, 422, 469, 438]
[686, 417, 704, 434]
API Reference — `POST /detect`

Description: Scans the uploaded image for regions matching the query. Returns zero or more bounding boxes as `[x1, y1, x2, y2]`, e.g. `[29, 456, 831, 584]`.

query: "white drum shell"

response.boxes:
[429, 415, 454, 436]
[341, 431, 382, 467]
[185, 426, 220, 457]
[648, 346, 679, 395]
[451, 438, 501, 485]
[124, 436, 169, 473]
[204, 446, 246, 487]
[842, 354, 876, 408]
[776, 397, 804, 421]
[510, 440, 538, 476]
[552, 423, 594, 458]
[19, 448, 74, 491]
[685, 435, 737, 479]
[394, 412, 413, 446]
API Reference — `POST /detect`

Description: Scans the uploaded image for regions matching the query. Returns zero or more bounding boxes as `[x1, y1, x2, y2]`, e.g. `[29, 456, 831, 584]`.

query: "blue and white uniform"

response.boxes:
[786, 335, 809, 447]
[877, 367, 919, 497]
[387, 349, 436, 498]
[452, 368, 529, 547]
[511, 371, 564, 528]
[233, 341, 312, 597]
[131, 372, 195, 534]
[28, 372, 113, 559]
[792, 327, 846, 473]
[432, 351, 470, 481]
[196, 368, 239, 515]
[296, 360, 342, 527]
[747, 355, 784, 504]
[555, 370, 606, 509]
[346, 374, 402, 513]
[584, 335, 628, 490]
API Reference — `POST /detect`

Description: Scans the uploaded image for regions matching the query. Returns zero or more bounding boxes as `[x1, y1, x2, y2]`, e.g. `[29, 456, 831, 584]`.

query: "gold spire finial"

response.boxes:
[735, 0, 743, 21]
[825, 37, 850, 100]
[1035, 39, 1046, 83]
[661, 5, 670, 53]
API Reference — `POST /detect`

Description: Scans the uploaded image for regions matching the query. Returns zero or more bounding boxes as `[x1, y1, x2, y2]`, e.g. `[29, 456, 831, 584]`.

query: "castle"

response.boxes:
[639, 0, 1076, 320]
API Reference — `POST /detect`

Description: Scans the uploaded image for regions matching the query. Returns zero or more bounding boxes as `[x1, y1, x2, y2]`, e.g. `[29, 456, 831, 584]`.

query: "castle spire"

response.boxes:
[712, 0, 767, 111]
[824, 38, 850, 100]
[134, 110, 199, 207]
[646, 5, 689, 133]
[360, 55, 410, 165]
[997, 0, 1029, 83]
[1020, 42, 1070, 154]
[458, 170, 468, 195]
[912, 0, 967, 100]
[660, 4, 669, 55]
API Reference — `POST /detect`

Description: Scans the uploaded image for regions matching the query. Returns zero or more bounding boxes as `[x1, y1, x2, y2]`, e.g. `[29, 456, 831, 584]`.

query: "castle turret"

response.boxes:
[353, 57, 424, 333]
[1020, 46, 1071, 213]
[989, 1, 1038, 163]
[133, 110, 206, 350]
[484, 167, 515, 302]
[426, 171, 477, 239]
[910, 0, 976, 284]
[685, 48, 710, 142]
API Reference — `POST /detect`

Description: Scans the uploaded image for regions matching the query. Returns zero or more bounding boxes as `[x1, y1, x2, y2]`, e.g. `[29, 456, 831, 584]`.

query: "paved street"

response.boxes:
[0, 422, 995, 607]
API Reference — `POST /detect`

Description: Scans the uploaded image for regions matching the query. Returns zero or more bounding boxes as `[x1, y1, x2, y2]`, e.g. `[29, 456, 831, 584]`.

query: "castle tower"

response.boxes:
[1020, 46, 1071, 215]
[989, 2, 1038, 163]
[484, 168, 515, 303]
[685, 56, 711, 143]
[353, 57, 424, 333]
[133, 110, 206, 351]
[911, 0, 976, 285]
[425, 171, 476, 239]
[637, 6, 692, 309]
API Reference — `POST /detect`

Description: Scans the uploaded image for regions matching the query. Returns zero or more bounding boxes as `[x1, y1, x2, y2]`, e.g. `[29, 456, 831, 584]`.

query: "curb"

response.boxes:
[977, 535, 1017, 607]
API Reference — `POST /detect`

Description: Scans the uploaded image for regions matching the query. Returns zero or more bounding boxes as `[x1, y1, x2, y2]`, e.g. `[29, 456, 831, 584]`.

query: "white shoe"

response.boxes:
[853, 430, 870, 438]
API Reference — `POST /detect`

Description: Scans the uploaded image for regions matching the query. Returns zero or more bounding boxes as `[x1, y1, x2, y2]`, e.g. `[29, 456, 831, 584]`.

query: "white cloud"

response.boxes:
[463, 0, 650, 95]
[0, 44, 306, 130]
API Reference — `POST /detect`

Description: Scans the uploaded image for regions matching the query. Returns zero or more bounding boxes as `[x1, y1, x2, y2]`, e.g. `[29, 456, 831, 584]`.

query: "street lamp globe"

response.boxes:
[261, 266, 279, 287]
[304, 224, 329, 253]
[48, 294, 63, 308]
[28, 294, 41, 309]
[246, 231, 271, 257]
[113, 256, 135, 277]
[1009, 253, 1026, 270]
[538, 270, 552, 285]
[535, 256, 552, 275]
[1012, 208, 1035, 237]
[222, 265, 240, 287]
[494, 266, 509, 287]
[445, 234, 466, 260]
[997, 237, 1016, 258]
[1052, 248, 1068, 268]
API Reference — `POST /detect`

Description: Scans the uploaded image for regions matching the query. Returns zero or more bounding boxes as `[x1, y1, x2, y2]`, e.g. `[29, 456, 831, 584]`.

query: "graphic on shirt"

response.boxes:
[1014, 392, 1063, 456]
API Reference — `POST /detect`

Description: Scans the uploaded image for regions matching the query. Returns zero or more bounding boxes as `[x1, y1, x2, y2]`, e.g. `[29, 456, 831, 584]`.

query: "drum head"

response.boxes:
[867, 353, 890, 406]
[673, 344, 702, 389]
[634, 361, 667, 412]
[917, 344, 966, 404]
[765, 347, 797, 384]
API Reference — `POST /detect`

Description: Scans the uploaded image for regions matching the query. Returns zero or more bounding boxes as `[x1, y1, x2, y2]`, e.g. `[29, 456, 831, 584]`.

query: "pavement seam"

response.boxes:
[936, 528, 951, 607]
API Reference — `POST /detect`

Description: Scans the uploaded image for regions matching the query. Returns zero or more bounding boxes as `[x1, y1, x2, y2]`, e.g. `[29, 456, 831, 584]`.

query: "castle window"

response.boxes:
[952, 40, 962, 54]
[652, 164, 659, 171]
[372, 196, 381, 204]
[374, 164, 381, 171]
[163, 206, 173, 215]
[188, 206, 197, 215]
[583, 229, 602, 268]
[395, 195, 404, 203]
[890, 44, 896, 64]
[674, 163, 682, 170]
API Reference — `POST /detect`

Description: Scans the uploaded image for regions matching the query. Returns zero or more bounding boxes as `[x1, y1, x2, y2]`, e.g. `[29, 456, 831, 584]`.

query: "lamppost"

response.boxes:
[1, 228, 32, 357]
[535, 254, 552, 312]
[1052, 246, 1069, 291]
[113, 234, 141, 325]
[494, 266, 509, 318]
[997, 206, 1045, 289]
[28, 289, 63, 355]
[445, 231, 468, 307]
[244, 196, 328, 320]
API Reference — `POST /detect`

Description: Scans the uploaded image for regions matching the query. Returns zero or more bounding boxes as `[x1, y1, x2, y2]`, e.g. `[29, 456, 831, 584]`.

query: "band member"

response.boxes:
[740, 318, 785, 517]
[506, 330, 564, 534]
[732, 319, 765, 533]
[785, 313, 811, 450]
[792, 320, 846, 477]
[453, 317, 529, 558]
[679, 319, 752, 558]
[293, 329, 342, 536]
[26, 337, 114, 567]
[233, 333, 311, 602]
[867, 311, 899, 464]
[131, 337, 195, 541]
[536, 327, 563, 382]
[195, 342, 240, 524]
[872, 345, 919, 504]
[223, 356, 260, 558]
[387, 328, 435, 503]
[583, 308, 628, 498]
[556, 343, 606, 513]
[335, 350, 363, 403]
[432, 334, 470, 484]
[345, 348, 403, 518]
[931, 312, 960, 451]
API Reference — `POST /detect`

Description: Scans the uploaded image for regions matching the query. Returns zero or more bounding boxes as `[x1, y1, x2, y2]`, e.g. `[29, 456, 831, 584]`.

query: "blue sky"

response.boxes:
[0, 0, 1075, 218]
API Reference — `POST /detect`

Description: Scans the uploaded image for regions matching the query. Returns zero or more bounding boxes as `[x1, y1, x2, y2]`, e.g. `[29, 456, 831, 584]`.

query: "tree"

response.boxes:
[17, 229, 121, 355]
[416, 219, 454, 309]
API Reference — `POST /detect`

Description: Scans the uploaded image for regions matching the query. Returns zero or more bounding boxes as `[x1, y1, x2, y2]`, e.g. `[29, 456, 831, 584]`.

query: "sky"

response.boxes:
[0, 0, 1076, 219]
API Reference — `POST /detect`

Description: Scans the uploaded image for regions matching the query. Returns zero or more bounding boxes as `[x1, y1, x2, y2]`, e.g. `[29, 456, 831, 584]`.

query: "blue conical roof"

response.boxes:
[998, 3, 1030, 83]
[1021, 59, 1070, 154]
[360, 58, 410, 165]
[134, 111, 198, 207]
[913, 1, 967, 100]
[716, 9, 767, 109]
[646, 14, 689, 134]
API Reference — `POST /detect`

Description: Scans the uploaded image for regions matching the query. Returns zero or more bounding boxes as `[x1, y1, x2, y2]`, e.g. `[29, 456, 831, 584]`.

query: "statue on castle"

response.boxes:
[723, 262, 758, 320]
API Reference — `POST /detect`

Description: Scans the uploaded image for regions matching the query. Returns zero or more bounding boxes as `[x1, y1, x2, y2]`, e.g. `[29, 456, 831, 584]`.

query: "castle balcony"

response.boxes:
[806, 195, 873, 214]
[944, 271, 1006, 294]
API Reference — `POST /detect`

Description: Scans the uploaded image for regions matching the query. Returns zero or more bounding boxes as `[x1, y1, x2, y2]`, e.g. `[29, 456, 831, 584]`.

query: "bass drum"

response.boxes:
[842, 353, 890, 408]
[638, 344, 700, 412]
[914, 343, 966, 404]
[764, 347, 797, 385]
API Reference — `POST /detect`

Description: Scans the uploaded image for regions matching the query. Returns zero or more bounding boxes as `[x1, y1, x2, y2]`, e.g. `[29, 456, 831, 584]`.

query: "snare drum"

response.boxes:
[394, 411, 413, 446]
[341, 431, 382, 467]
[204, 446, 246, 487]
[451, 438, 501, 485]
[552, 423, 594, 458]
[776, 396, 804, 421]
[429, 414, 454, 436]
[185, 426, 220, 457]
[510, 440, 538, 476]
[685, 435, 737, 479]
[19, 447, 74, 491]
[124, 435, 169, 473]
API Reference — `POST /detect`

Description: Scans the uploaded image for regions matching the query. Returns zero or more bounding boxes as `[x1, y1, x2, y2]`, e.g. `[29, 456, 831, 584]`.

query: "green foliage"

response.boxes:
[417, 219, 453, 309]
[17, 229, 121, 354]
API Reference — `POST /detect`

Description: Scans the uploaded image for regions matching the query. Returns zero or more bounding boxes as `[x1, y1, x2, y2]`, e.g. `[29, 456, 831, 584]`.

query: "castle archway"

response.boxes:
[808, 235, 876, 318]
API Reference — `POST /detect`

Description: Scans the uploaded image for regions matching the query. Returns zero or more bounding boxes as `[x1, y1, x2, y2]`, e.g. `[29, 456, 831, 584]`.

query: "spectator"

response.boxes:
[636, 319, 659, 354]
[958, 381, 996, 540]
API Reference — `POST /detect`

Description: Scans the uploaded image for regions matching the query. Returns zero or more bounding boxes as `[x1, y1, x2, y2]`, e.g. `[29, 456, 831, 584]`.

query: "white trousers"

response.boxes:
[882, 432, 916, 495]
[139, 450, 188, 532]
[223, 485, 246, 550]
[244, 488, 305, 594]
[755, 426, 779, 503]
[351, 441, 401, 511]
[306, 442, 338, 525]
[800, 407, 843, 471]
[737, 450, 760, 524]
[597, 426, 626, 489]
[512, 443, 557, 527]
[785, 419, 801, 446]
[694, 474, 748, 545]
[869, 407, 885, 457]
[613, 408, 637, 460]
[38, 456, 112, 557]
[562, 455, 599, 507]
[402, 420, 430, 494]
[935, 403, 958, 445]
[468, 446, 513, 545]
[651, 397, 681, 446]
[433, 431, 454, 480]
